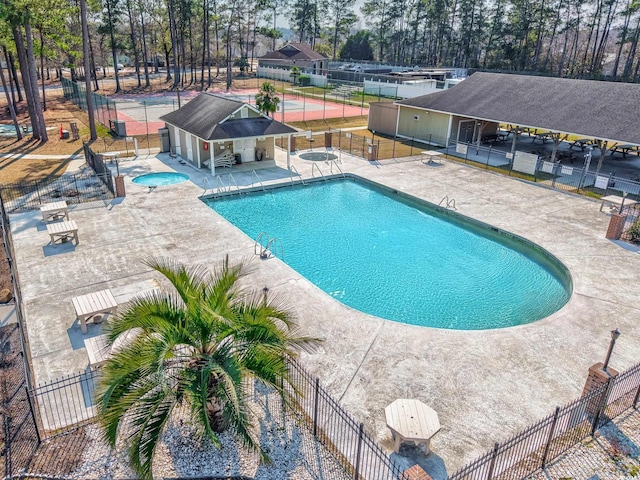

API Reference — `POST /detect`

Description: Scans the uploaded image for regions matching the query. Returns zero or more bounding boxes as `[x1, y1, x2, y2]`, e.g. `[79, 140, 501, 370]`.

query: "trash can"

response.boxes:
[158, 127, 170, 152]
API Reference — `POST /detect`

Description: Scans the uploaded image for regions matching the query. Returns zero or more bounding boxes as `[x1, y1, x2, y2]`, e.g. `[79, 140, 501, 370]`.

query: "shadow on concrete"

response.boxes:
[390, 445, 449, 480]
[67, 320, 107, 351]
[43, 241, 77, 256]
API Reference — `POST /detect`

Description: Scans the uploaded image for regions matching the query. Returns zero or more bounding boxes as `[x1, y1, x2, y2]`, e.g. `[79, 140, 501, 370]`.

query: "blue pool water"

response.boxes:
[132, 172, 189, 186]
[205, 179, 571, 330]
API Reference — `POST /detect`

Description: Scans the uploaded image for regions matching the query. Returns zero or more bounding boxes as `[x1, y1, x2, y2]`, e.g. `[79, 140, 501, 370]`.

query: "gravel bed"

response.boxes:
[526, 410, 640, 480]
[40, 383, 351, 480]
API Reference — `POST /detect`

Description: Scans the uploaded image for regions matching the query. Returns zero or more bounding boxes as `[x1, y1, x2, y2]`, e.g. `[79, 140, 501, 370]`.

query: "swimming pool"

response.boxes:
[132, 172, 189, 187]
[204, 178, 571, 330]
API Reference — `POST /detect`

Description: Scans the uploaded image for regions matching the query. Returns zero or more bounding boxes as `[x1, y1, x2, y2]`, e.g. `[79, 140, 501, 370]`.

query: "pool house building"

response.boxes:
[160, 93, 297, 175]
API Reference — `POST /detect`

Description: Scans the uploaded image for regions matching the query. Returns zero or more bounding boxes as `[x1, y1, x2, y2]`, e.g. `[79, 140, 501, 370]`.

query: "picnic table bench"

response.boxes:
[46, 220, 79, 245]
[600, 195, 638, 212]
[385, 399, 441, 454]
[569, 139, 596, 151]
[40, 200, 69, 222]
[531, 131, 555, 144]
[610, 144, 640, 158]
[72, 288, 118, 333]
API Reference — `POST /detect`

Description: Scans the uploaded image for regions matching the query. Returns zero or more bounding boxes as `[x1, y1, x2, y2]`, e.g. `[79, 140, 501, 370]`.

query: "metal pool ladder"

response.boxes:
[439, 195, 457, 210]
[215, 173, 240, 194]
[289, 166, 305, 185]
[255, 232, 284, 260]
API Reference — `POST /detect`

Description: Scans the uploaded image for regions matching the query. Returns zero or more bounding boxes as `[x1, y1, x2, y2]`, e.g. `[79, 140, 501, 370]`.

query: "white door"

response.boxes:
[185, 133, 193, 161]
[174, 127, 181, 155]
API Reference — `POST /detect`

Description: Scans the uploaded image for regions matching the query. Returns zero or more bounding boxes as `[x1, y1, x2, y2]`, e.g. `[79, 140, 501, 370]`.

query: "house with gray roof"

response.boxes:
[160, 93, 297, 174]
[258, 43, 328, 75]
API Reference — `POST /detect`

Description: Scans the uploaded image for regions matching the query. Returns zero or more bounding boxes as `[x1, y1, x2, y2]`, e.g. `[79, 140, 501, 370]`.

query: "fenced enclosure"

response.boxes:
[276, 130, 434, 161]
[20, 347, 640, 480]
[448, 361, 640, 480]
[0, 171, 115, 213]
[441, 139, 640, 202]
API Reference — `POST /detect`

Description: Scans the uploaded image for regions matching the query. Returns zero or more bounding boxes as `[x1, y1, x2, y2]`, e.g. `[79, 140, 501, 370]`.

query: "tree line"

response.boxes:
[1, 0, 639, 143]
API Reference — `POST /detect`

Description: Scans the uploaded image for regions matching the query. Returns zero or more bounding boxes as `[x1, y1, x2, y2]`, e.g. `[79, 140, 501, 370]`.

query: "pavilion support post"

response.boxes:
[594, 140, 610, 176]
[550, 133, 568, 163]
[210, 145, 216, 176]
[287, 135, 291, 170]
[510, 128, 519, 160]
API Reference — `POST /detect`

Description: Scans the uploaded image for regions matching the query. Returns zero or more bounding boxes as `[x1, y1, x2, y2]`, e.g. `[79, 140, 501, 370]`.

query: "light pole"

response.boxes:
[602, 328, 621, 373]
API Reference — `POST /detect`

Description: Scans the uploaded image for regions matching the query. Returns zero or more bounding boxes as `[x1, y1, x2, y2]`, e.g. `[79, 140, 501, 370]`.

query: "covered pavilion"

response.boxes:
[385, 72, 640, 175]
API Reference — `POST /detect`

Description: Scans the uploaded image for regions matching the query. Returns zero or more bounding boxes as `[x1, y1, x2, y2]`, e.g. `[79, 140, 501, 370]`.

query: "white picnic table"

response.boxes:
[46, 220, 79, 245]
[385, 399, 441, 454]
[72, 289, 118, 333]
[600, 195, 638, 212]
[40, 200, 69, 222]
[421, 150, 443, 165]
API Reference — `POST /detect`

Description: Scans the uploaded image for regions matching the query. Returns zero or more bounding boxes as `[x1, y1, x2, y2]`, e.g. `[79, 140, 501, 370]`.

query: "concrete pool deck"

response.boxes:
[9, 149, 640, 476]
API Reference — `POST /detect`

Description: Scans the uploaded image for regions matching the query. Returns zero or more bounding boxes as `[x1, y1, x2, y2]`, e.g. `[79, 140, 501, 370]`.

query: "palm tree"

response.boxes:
[96, 256, 319, 480]
[290, 65, 301, 85]
[255, 82, 280, 117]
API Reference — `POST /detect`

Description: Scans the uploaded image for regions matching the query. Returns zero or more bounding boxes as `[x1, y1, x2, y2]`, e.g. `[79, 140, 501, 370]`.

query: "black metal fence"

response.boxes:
[286, 359, 409, 480]
[28, 368, 100, 438]
[83, 142, 116, 195]
[448, 361, 640, 480]
[0, 171, 114, 213]
[61, 77, 118, 130]
[620, 204, 640, 243]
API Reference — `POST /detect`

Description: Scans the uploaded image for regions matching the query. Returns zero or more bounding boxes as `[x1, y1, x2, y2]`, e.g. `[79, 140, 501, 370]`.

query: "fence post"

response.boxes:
[354, 422, 364, 480]
[633, 381, 640, 408]
[25, 386, 42, 443]
[551, 163, 559, 188]
[604, 173, 614, 196]
[486, 442, 500, 480]
[541, 406, 560, 468]
[591, 377, 614, 436]
[313, 377, 319, 436]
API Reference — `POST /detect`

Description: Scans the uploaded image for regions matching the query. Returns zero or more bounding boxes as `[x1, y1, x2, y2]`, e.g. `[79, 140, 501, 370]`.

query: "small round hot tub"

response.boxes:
[132, 172, 189, 187]
[299, 152, 339, 161]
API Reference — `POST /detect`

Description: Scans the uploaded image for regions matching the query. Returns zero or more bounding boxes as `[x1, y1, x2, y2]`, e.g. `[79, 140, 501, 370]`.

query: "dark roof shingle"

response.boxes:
[260, 43, 327, 61]
[397, 72, 640, 144]
[160, 93, 296, 140]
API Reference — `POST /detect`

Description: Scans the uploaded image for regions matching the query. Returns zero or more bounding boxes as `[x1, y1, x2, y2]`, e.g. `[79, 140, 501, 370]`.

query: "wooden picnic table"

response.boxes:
[72, 289, 118, 334]
[385, 399, 441, 454]
[610, 144, 640, 158]
[46, 220, 79, 245]
[569, 139, 596, 151]
[531, 131, 555, 144]
[600, 195, 638, 212]
[40, 200, 69, 222]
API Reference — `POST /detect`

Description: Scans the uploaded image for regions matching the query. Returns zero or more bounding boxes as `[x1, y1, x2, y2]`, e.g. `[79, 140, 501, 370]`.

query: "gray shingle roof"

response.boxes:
[160, 92, 296, 140]
[396, 72, 640, 145]
[260, 43, 327, 61]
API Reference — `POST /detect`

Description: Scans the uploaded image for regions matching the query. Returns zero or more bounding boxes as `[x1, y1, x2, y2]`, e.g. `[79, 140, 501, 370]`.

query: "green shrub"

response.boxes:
[298, 75, 311, 86]
[627, 219, 640, 243]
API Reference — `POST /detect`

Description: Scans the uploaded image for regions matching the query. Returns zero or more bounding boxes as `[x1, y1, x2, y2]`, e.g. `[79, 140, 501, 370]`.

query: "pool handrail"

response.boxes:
[215, 173, 240, 194]
[329, 160, 345, 177]
[289, 166, 305, 185]
[251, 170, 265, 190]
[311, 163, 327, 181]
